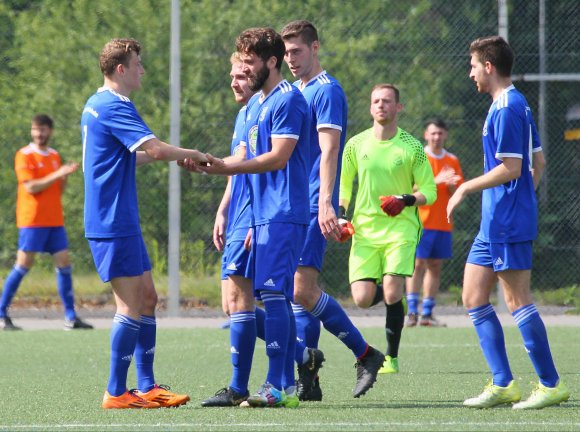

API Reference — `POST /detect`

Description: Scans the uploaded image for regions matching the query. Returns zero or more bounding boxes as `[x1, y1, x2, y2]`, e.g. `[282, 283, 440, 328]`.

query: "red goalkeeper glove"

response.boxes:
[337, 205, 355, 242]
[379, 194, 416, 216]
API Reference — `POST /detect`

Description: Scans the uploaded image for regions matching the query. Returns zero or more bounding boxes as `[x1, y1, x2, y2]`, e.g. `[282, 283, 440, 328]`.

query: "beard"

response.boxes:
[248, 63, 270, 91]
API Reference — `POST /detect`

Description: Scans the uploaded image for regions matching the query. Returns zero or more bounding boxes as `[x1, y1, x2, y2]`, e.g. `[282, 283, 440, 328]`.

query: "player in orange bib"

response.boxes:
[0, 114, 92, 331]
[405, 119, 464, 327]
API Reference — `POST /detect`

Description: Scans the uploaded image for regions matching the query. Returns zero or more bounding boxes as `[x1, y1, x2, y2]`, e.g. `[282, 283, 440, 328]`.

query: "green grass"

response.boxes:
[0, 327, 578, 431]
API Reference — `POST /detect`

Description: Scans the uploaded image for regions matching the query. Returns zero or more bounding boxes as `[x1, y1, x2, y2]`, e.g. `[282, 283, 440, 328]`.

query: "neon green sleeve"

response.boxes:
[412, 141, 437, 205]
[339, 133, 360, 209]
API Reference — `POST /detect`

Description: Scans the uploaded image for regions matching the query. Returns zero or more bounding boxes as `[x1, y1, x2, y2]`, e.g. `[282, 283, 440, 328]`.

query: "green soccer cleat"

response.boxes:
[463, 379, 521, 408]
[513, 381, 570, 410]
[282, 391, 300, 408]
[378, 355, 399, 374]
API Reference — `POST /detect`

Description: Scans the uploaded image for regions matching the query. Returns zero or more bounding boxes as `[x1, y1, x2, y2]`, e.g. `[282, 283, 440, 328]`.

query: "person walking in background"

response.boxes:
[405, 118, 464, 327]
[339, 83, 436, 376]
[0, 114, 93, 331]
[447, 35, 569, 409]
[201, 53, 264, 407]
[281, 20, 384, 401]
[82, 38, 206, 409]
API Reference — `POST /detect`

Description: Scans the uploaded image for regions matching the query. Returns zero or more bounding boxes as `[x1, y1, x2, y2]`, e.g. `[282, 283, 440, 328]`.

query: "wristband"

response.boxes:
[395, 194, 416, 206]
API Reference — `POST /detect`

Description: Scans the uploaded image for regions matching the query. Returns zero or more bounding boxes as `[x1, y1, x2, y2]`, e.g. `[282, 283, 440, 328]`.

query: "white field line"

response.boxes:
[3, 421, 580, 430]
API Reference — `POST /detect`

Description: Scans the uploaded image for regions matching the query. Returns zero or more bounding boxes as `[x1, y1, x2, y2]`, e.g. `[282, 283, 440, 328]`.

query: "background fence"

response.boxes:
[0, 0, 578, 304]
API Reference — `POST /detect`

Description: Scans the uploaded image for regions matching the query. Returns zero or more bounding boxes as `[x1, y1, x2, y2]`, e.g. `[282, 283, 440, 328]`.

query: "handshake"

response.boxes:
[379, 194, 416, 216]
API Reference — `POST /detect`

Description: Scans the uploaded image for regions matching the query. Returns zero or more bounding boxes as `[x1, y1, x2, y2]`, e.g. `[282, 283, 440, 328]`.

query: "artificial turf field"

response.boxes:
[0, 326, 578, 431]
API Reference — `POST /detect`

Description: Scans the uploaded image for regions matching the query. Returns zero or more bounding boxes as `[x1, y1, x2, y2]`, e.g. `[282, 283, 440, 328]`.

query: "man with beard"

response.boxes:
[0, 114, 93, 331]
[339, 84, 436, 376]
[280, 20, 384, 401]
[447, 35, 569, 409]
[197, 27, 310, 408]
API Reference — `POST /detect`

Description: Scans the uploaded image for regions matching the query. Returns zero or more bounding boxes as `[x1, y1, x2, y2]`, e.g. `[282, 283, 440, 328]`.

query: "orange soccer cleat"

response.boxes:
[102, 390, 161, 409]
[135, 384, 190, 407]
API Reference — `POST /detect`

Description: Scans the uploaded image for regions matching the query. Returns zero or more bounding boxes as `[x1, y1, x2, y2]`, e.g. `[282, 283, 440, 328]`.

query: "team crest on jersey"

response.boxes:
[259, 106, 269, 122]
[393, 157, 403, 166]
[482, 121, 488, 136]
[248, 125, 258, 156]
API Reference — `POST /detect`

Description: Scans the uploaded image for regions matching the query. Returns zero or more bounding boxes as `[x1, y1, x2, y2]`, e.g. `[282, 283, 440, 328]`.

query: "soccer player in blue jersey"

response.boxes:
[81, 38, 207, 409]
[447, 36, 569, 409]
[201, 54, 266, 407]
[198, 27, 311, 408]
[280, 20, 384, 401]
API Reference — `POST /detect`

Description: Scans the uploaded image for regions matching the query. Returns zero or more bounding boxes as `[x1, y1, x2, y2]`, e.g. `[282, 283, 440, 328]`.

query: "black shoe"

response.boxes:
[201, 387, 249, 407]
[296, 348, 325, 400]
[301, 376, 323, 401]
[64, 317, 94, 330]
[2, 316, 22, 331]
[353, 346, 383, 398]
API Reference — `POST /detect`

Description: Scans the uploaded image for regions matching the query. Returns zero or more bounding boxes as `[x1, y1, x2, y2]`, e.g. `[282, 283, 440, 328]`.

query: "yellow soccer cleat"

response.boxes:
[102, 390, 161, 409]
[513, 381, 570, 410]
[463, 379, 521, 408]
[135, 384, 190, 407]
[378, 355, 399, 374]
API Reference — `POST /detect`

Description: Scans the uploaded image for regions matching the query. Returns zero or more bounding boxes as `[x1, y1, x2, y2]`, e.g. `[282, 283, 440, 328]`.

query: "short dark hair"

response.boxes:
[236, 27, 285, 70]
[424, 118, 448, 131]
[371, 83, 400, 102]
[32, 114, 53, 129]
[99, 38, 141, 77]
[280, 20, 319, 45]
[469, 36, 514, 77]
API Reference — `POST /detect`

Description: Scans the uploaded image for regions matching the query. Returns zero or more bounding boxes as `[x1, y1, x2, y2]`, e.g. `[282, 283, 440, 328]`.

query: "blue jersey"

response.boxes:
[478, 85, 542, 243]
[81, 87, 155, 238]
[244, 80, 310, 225]
[295, 71, 348, 212]
[226, 105, 252, 243]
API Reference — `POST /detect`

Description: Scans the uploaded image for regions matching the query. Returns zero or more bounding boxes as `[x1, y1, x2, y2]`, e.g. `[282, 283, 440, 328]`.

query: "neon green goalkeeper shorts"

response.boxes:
[349, 239, 417, 283]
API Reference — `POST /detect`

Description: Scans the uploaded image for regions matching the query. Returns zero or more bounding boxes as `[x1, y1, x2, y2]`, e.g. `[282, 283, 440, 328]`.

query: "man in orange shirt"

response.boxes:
[405, 119, 464, 327]
[0, 114, 92, 331]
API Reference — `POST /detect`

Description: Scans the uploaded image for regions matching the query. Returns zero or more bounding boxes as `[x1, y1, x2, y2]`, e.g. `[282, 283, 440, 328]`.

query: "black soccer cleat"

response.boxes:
[300, 375, 323, 401]
[201, 387, 249, 407]
[64, 317, 94, 330]
[2, 316, 22, 331]
[353, 346, 384, 398]
[296, 348, 325, 401]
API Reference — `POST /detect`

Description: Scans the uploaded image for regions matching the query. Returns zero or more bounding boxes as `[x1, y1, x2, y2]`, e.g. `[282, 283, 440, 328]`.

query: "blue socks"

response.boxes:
[107, 314, 140, 396]
[262, 292, 290, 390]
[513, 304, 559, 387]
[135, 315, 156, 393]
[255, 306, 266, 340]
[468, 304, 513, 387]
[292, 302, 321, 348]
[0, 265, 28, 317]
[422, 296, 436, 317]
[311, 292, 368, 358]
[56, 266, 76, 321]
[283, 301, 297, 394]
[229, 311, 257, 395]
[406, 292, 419, 315]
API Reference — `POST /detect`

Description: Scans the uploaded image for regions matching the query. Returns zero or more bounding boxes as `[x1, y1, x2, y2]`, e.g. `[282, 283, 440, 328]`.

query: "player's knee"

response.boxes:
[142, 289, 158, 310]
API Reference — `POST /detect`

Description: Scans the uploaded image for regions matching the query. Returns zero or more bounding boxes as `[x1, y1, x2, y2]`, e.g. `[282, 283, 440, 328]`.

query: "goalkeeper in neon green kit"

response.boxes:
[339, 83, 436, 374]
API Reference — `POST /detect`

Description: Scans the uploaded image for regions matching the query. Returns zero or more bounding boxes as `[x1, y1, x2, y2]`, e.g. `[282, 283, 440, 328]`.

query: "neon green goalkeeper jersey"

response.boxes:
[339, 127, 437, 245]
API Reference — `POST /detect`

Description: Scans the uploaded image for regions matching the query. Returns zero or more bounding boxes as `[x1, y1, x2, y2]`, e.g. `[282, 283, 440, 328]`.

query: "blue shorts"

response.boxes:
[18, 227, 68, 254]
[221, 240, 252, 280]
[416, 229, 452, 260]
[467, 237, 533, 271]
[88, 235, 152, 282]
[298, 213, 327, 271]
[252, 222, 307, 301]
